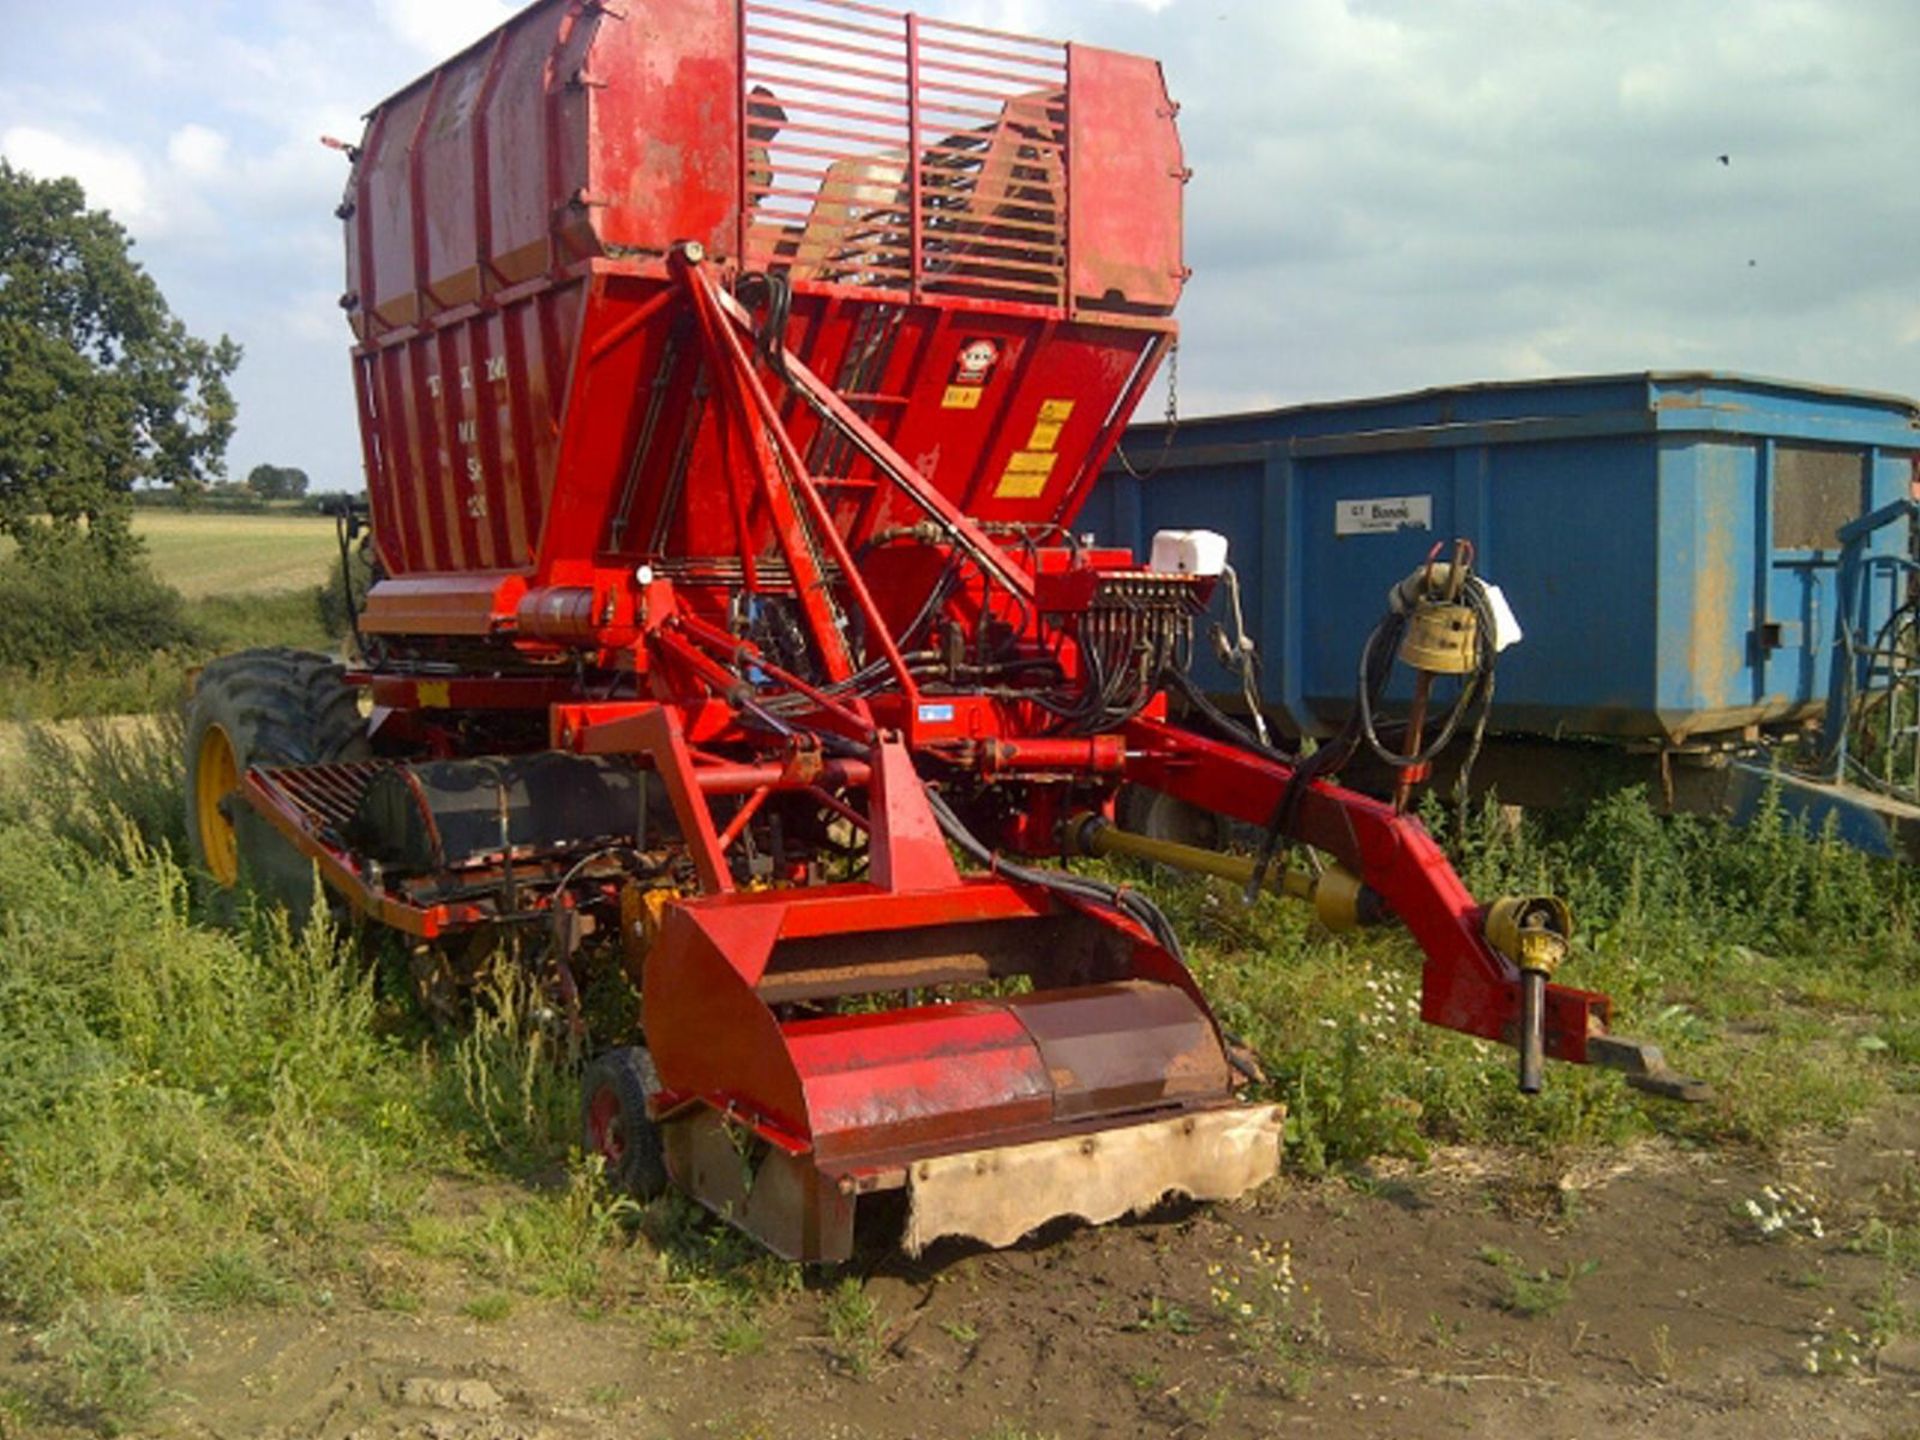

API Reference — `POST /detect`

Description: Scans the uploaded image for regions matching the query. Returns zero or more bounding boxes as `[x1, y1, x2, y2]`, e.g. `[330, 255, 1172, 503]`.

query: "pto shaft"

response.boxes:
[1065, 813, 1382, 932]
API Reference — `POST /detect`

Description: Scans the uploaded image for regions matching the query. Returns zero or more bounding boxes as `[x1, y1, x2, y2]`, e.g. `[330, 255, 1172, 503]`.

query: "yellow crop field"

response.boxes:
[132, 509, 339, 598]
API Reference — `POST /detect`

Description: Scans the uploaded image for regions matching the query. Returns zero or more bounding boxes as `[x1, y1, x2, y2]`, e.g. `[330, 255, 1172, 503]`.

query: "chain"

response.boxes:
[1114, 339, 1180, 483]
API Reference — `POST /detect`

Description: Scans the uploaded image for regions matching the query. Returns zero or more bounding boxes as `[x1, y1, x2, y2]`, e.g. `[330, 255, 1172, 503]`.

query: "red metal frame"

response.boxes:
[228, 0, 1663, 1257]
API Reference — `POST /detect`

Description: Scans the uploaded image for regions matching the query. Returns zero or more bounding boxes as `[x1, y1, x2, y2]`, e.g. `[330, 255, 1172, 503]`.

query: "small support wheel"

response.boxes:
[581, 1046, 669, 1200]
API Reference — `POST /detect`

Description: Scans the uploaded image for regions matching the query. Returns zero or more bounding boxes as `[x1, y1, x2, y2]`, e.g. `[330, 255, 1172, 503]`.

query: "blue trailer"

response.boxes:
[1086, 372, 1920, 855]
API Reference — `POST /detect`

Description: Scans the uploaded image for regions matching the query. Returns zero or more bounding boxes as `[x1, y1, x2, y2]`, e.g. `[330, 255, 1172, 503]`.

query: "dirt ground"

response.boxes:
[10, 1100, 1920, 1440]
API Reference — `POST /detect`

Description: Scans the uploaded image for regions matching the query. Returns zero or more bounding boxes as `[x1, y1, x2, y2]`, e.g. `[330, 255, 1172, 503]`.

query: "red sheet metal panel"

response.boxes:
[1066, 46, 1185, 314]
[344, 0, 1183, 590]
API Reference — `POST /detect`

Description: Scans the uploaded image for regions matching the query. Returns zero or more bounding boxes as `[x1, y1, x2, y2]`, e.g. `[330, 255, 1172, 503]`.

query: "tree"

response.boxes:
[0, 161, 240, 559]
[245, 463, 310, 501]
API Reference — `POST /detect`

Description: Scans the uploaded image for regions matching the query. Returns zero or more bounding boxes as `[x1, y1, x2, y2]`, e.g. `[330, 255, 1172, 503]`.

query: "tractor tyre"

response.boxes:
[184, 646, 368, 921]
[581, 1046, 670, 1201]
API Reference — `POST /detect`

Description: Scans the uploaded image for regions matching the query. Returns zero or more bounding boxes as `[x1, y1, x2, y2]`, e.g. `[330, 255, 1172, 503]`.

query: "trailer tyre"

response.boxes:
[581, 1047, 669, 1201]
[185, 647, 368, 920]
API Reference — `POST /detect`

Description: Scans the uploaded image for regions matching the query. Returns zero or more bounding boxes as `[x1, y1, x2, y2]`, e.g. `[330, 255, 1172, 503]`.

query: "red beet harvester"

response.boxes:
[185, 0, 1699, 1260]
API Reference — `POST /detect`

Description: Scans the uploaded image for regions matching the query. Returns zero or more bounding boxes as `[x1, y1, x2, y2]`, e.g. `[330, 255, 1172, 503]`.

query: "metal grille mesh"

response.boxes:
[741, 0, 1068, 305]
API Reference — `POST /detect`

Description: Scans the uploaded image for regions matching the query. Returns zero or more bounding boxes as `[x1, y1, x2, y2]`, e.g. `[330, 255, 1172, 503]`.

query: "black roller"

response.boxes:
[346, 753, 664, 873]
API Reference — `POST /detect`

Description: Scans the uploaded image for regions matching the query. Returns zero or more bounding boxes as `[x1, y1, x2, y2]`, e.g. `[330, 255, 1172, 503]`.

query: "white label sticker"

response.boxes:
[1335, 494, 1432, 536]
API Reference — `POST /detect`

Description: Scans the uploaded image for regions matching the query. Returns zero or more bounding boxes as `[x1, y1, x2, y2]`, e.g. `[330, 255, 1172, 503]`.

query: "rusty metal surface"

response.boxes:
[1007, 980, 1230, 1120]
[662, 1107, 857, 1263]
[902, 1102, 1282, 1254]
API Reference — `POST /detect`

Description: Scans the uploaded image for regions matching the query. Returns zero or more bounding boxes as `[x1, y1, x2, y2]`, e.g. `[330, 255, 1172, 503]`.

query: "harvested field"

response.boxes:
[128, 510, 338, 598]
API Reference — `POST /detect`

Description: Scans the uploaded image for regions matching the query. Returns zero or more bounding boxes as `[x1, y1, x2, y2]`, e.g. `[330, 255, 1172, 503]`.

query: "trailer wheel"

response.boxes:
[582, 1047, 669, 1201]
[185, 647, 368, 918]
[1119, 785, 1224, 850]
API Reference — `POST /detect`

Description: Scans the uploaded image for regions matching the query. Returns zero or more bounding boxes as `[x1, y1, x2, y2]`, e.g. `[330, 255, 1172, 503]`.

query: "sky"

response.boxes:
[2, 0, 1917, 491]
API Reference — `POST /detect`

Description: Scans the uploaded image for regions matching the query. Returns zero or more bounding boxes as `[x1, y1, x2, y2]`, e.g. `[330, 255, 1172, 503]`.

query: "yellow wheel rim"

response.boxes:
[195, 722, 241, 886]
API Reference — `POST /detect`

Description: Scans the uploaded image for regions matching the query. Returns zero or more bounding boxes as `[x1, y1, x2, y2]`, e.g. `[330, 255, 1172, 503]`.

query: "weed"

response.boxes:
[646, 1312, 700, 1352]
[1425, 1312, 1464, 1352]
[1128, 1296, 1199, 1335]
[450, 957, 579, 1165]
[0, 1385, 43, 1439]
[1648, 1323, 1677, 1383]
[1800, 1305, 1869, 1375]
[40, 1299, 188, 1432]
[470, 1159, 642, 1306]
[1207, 1238, 1323, 1399]
[176, 1247, 294, 1310]
[823, 1277, 882, 1376]
[1741, 1183, 1826, 1241]
[373, 1287, 423, 1316]
[939, 1317, 981, 1345]
[1127, 1364, 1164, 1393]
[1477, 1247, 1597, 1319]
[1180, 1383, 1231, 1427]
[462, 1291, 514, 1323]
[0, 827, 433, 1318]
[1849, 1217, 1920, 1276]
[1864, 1272, 1919, 1354]
[403, 1214, 473, 1261]
[713, 1314, 767, 1356]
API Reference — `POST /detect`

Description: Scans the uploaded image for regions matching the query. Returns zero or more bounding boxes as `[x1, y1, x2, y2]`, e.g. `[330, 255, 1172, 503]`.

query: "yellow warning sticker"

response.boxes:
[1026, 419, 1063, 451]
[942, 384, 984, 410]
[417, 680, 452, 708]
[1037, 398, 1075, 423]
[994, 450, 1059, 499]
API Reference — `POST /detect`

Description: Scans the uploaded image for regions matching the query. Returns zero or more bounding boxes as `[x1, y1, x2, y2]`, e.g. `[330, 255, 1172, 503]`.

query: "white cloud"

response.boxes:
[5, 0, 1919, 486]
[1, 125, 155, 227]
[166, 122, 229, 178]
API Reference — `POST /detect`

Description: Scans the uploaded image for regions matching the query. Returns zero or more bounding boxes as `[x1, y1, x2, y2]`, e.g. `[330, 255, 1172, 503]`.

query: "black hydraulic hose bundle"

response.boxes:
[1352, 579, 1499, 780]
[921, 783, 1187, 966]
[789, 717, 1189, 965]
[1239, 572, 1501, 902]
[733, 270, 793, 385]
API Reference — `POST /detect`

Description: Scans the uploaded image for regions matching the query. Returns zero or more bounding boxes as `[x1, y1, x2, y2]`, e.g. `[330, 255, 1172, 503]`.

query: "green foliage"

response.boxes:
[461, 1291, 514, 1323]
[822, 1277, 882, 1376]
[38, 1298, 187, 1431]
[0, 532, 198, 671]
[1477, 1246, 1598, 1318]
[244, 464, 309, 501]
[316, 538, 376, 640]
[0, 829, 437, 1318]
[0, 582, 330, 722]
[0, 161, 240, 555]
[1155, 781, 1920, 1170]
[1, 717, 185, 858]
[2, 697, 1918, 1421]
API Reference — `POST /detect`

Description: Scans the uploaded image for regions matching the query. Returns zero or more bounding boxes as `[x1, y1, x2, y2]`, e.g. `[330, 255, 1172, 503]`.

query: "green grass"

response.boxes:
[1151, 784, 1920, 1170]
[0, 727, 667, 1428]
